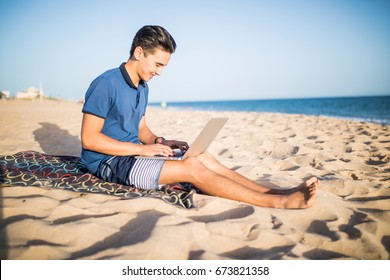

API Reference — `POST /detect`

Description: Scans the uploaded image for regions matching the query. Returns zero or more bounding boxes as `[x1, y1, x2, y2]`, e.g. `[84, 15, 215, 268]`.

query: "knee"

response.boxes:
[183, 157, 205, 171]
[183, 157, 209, 179]
[196, 152, 217, 163]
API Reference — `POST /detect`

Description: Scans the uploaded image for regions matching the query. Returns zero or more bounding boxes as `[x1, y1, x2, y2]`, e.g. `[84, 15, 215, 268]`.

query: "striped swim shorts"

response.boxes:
[96, 156, 165, 190]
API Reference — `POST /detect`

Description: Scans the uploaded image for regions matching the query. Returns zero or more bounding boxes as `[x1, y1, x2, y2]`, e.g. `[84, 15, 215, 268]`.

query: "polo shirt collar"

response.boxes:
[119, 62, 145, 89]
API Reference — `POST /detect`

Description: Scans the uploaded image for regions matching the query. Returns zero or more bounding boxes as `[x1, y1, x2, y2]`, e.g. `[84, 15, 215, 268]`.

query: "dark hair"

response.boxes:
[130, 25, 176, 57]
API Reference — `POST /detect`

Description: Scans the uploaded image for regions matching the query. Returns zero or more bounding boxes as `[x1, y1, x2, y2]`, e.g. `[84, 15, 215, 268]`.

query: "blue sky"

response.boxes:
[1, 0, 389, 102]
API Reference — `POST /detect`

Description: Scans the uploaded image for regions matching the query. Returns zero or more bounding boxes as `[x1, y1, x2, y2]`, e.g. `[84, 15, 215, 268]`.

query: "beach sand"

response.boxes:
[0, 99, 389, 260]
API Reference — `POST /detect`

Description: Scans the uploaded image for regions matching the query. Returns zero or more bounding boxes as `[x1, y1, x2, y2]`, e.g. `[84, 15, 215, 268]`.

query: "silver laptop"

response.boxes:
[136, 118, 228, 160]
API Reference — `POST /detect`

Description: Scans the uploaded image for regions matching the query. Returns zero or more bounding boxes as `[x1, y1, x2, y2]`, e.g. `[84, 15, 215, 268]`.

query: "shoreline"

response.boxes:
[149, 105, 389, 126]
[1, 99, 390, 260]
[148, 95, 390, 126]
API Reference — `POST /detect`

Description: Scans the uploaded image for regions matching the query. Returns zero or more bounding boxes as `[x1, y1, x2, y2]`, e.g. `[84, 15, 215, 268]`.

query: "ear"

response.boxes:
[133, 46, 144, 60]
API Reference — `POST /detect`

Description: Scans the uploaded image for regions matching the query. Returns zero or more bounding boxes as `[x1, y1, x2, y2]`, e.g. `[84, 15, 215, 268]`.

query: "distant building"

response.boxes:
[0, 90, 10, 99]
[15, 86, 44, 99]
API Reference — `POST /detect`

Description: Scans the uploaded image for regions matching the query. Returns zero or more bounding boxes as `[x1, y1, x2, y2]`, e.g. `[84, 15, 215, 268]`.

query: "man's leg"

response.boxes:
[158, 156, 317, 209]
[195, 153, 283, 193]
[194, 153, 318, 195]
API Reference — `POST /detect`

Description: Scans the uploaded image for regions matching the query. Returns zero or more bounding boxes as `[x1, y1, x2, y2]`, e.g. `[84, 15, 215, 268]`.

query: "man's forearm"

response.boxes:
[138, 126, 159, 144]
[82, 132, 143, 156]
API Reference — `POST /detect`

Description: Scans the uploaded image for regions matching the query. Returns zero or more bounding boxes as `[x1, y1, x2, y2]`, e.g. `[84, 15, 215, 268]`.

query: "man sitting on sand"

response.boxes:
[81, 25, 318, 209]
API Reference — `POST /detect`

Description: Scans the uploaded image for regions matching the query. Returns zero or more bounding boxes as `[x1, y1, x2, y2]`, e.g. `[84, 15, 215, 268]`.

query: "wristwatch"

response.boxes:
[154, 136, 165, 144]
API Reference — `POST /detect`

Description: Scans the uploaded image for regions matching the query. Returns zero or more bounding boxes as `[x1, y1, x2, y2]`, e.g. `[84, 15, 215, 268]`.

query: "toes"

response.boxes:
[304, 177, 319, 190]
[306, 176, 318, 186]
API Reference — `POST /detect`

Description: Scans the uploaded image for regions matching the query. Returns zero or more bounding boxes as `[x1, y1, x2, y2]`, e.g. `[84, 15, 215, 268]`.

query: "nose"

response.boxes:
[155, 66, 163, 76]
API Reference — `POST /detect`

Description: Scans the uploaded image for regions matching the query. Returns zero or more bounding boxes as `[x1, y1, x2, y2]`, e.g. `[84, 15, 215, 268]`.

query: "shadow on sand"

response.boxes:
[33, 122, 81, 156]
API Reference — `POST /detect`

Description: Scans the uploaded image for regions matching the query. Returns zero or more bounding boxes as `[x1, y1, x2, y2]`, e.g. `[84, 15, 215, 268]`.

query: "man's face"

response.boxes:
[137, 47, 171, 82]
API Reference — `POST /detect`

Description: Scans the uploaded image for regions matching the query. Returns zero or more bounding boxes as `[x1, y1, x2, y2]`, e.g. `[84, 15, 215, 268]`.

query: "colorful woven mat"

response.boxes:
[0, 151, 196, 209]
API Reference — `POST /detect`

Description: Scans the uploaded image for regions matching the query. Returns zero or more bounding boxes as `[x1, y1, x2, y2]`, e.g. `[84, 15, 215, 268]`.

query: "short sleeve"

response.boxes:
[82, 77, 113, 119]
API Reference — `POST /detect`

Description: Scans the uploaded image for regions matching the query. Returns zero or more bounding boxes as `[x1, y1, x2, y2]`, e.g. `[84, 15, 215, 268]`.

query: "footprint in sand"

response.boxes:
[271, 143, 300, 159]
[278, 160, 300, 171]
[365, 153, 389, 166]
[310, 158, 323, 169]
[219, 148, 233, 158]
[271, 215, 283, 229]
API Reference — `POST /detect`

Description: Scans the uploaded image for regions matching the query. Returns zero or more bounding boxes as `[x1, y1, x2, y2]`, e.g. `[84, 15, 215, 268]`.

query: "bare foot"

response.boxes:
[267, 177, 318, 195]
[279, 177, 319, 209]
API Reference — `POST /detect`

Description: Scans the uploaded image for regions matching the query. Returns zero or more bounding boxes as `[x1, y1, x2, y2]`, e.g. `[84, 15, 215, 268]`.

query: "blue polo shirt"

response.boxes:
[81, 63, 149, 174]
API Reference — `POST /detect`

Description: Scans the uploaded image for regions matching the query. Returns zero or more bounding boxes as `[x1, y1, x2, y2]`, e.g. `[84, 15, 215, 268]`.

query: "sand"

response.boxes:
[0, 99, 389, 260]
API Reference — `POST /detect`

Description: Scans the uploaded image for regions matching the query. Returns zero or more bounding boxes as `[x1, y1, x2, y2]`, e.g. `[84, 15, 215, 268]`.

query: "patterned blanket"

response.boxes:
[0, 151, 196, 209]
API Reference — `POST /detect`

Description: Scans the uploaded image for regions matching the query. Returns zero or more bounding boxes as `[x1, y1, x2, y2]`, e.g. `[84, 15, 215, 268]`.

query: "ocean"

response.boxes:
[150, 95, 390, 125]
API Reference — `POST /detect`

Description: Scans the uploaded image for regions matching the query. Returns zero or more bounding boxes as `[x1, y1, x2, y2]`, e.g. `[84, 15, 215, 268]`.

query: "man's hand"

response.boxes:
[139, 144, 174, 157]
[161, 139, 189, 154]
[138, 140, 189, 157]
